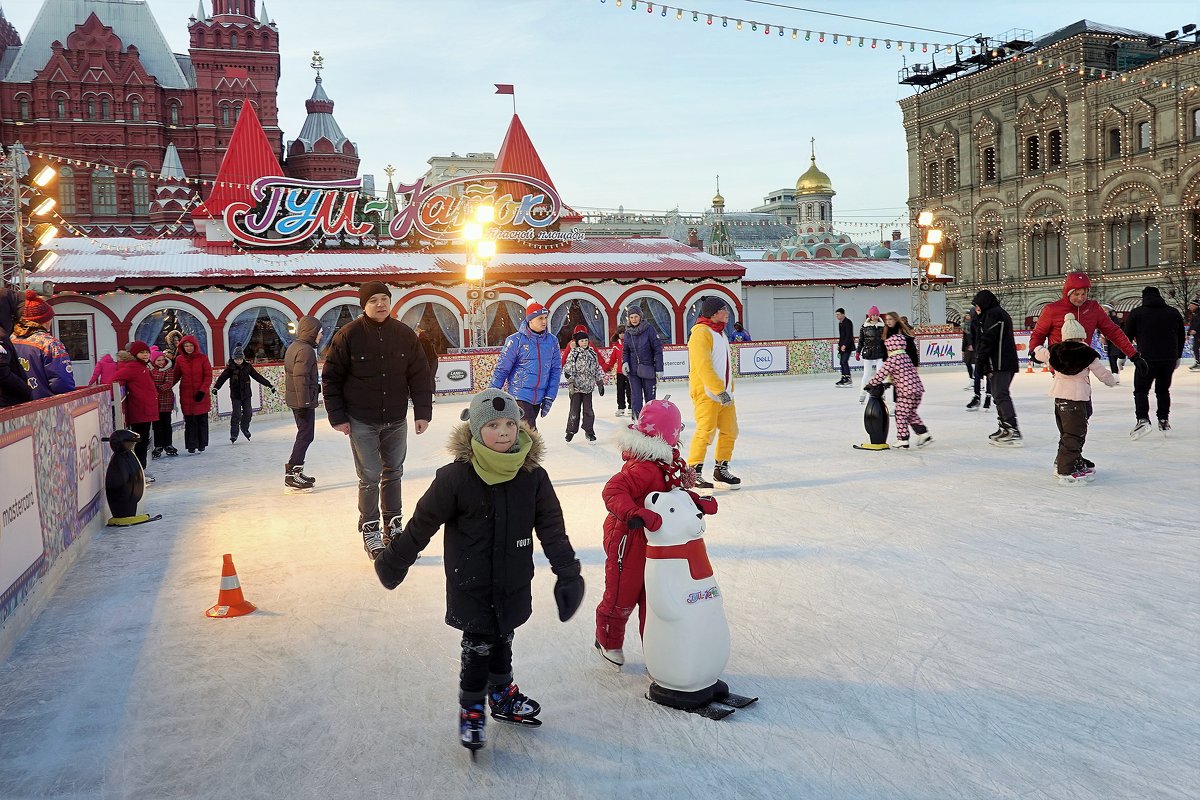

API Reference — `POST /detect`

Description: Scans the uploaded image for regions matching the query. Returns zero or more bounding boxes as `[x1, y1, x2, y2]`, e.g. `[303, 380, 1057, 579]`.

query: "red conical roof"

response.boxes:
[193, 102, 283, 219]
[492, 114, 557, 203]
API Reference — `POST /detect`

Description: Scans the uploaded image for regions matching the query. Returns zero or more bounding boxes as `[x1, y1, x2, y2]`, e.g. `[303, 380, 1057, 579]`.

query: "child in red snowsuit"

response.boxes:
[594, 397, 716, 666]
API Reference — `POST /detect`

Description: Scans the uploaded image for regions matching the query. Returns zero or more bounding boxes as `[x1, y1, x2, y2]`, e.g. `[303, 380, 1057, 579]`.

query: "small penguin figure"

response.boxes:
[105, 429, 160, 526]
[854, 384, 891, 451]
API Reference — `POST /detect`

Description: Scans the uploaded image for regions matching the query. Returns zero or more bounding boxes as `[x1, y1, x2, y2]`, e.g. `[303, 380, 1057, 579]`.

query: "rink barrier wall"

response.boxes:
[0, 386, 114, 663]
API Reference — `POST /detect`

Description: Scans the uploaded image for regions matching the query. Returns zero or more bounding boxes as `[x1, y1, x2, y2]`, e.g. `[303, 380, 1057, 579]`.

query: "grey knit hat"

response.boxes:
[699, 296, 725, 318]
[460, 388, 522, 442]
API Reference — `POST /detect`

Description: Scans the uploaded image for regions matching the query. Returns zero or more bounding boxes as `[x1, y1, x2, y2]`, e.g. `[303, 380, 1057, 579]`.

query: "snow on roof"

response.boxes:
[39, 236, 745, 287]
[5, 0, 191, 89]
[741, 259, 915, 285]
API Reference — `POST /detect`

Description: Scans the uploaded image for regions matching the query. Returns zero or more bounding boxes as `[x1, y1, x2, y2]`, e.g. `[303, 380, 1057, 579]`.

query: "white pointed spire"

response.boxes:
[159, 143, 186, 182]
[258, 2, 270, 25]
[195, 0, 207, 20]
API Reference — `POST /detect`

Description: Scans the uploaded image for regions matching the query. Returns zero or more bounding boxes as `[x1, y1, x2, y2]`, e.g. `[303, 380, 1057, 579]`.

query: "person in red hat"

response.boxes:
[11, 290, 75, 400]
[114, 341, 161, 479]
[1029, 272, 1138, 363]
[172, 335, 213, 453]
[489, 299, 561, 429]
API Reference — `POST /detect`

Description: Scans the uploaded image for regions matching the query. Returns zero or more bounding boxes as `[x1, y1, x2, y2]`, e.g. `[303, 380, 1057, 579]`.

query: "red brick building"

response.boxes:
[0, 0, 359, 232]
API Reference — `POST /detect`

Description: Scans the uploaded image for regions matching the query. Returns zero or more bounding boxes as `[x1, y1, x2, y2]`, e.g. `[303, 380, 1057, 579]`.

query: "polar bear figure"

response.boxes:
[642, 488, 730, 706]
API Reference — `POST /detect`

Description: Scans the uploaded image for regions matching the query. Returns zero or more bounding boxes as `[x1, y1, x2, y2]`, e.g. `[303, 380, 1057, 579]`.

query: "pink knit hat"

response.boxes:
[868, 306, 880, 317]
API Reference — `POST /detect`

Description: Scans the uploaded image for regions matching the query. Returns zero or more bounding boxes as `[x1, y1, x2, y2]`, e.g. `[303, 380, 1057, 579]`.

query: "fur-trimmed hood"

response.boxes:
[616, 423, 676, 464]
[1048, 340, 1099, 376]
[447, 421, 545, 471]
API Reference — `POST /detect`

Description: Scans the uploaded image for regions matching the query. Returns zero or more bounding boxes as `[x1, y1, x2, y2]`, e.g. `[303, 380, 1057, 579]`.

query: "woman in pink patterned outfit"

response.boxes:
[866, 334, 932, 449]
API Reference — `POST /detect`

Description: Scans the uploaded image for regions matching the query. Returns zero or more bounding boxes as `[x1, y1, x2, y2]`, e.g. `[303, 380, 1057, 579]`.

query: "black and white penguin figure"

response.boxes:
[854, 384, 891, 451]
[105, 429, 160, 526]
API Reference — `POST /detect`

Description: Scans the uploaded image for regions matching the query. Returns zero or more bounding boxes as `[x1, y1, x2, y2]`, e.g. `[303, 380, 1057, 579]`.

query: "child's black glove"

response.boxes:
[374, 551, 409, 590]
[597, 382, 605, 396]
[552, 559, 584, 622]
[194, 391, 205, 402]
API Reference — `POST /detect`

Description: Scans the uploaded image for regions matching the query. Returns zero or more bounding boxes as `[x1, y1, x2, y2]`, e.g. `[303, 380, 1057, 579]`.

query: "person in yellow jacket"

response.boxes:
[687, 297, 741, 489]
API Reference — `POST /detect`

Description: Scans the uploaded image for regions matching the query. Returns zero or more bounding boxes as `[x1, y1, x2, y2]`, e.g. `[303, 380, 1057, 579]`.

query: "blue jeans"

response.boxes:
[348, 416, 408, 529]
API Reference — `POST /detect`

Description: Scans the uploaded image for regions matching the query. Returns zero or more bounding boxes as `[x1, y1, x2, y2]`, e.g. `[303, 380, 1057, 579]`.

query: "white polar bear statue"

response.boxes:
[642, 488, 730, 708]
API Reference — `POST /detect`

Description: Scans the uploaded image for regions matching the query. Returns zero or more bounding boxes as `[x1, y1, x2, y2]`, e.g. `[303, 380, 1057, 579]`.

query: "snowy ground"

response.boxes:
[1, 367, 1197, 800]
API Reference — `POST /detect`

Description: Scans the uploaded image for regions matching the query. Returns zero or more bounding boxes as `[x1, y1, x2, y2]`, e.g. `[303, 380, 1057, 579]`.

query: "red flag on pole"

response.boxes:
[494, 84, 515, 95]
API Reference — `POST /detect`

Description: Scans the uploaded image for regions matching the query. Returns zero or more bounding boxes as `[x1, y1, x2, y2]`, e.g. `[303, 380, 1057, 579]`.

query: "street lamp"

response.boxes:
[1, 146, 58, 290]
[464, 202, 496, 347]
[912, 208, 944, 325]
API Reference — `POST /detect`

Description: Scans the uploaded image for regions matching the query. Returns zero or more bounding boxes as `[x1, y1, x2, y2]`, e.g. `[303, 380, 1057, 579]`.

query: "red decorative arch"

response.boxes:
[678, 284, 743, 342]
[124, 293, 218, 329]
[544, 285, 612, 315]
[308, 290, 361, 318]
[49, 294, 123, 330]
[217, 292, 305, 364]
[611, 284, 679, 337]
[391, 288, 468, 317]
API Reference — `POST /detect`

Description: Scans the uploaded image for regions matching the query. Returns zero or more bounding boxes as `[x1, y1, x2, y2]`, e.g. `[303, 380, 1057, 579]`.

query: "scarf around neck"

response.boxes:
[698, 316, 726, 334]
[470, 431, 533, 485]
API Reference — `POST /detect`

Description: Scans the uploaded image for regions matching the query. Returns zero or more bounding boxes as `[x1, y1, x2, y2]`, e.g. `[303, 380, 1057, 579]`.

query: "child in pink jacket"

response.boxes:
[1034, 313, 1117, 485]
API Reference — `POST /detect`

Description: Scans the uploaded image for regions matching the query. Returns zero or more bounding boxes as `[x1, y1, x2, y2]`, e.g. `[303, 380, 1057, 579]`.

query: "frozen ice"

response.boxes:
[1, 367, 1196, 799]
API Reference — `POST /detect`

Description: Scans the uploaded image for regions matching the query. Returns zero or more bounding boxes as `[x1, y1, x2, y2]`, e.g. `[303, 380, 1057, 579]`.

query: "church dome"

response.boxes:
[712, 191, 725, 207]
[795, 156, 834, 195]
[872, 244, 892, 258]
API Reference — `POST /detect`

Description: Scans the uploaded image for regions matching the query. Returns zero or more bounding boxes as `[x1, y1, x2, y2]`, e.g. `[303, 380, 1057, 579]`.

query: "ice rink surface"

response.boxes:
[1, 367, 1197, 800]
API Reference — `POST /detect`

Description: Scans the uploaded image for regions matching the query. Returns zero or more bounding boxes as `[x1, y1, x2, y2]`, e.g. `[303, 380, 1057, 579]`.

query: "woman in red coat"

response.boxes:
[114, 341, 160, 473]
[172, 335, 213, 453]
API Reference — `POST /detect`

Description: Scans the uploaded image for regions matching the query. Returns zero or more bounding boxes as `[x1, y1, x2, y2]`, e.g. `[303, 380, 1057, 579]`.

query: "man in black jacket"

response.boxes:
[0, 286, 31, 408]
[322, 281, 434, 559]
[972, 290, 1022, 446]
[1124, 286, 1186, 437]
[834, 308, 855, 386]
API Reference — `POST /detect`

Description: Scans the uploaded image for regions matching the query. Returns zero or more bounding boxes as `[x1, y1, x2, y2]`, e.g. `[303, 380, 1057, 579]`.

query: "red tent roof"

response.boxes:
[492, 114, 559, 205]
[193, 103, 284, 219]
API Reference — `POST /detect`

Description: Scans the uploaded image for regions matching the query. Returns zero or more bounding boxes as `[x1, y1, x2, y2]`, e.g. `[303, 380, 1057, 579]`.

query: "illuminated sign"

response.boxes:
[223, 173, 563, 248]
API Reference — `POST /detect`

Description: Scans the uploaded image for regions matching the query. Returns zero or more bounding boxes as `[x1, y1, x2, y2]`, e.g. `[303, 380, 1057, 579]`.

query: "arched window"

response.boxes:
[58, 167, 76, 215]
[86, 97, 96, 119]
[484, 300, 525, 347]
[618, 297, 673, 344]
[1026, 136, 1040, 172]
[135, 308, 209, 354]
[91, 167, 117, 215]
[101, 97, 110, 119]
[685, 296, 735, 335]
[400, 302, 462, 352]
[228, 306, 294, 361]
[926, 162, 940, 195]
[317, 303, 362, 355]
[983, 147, 997, 183]
[1194, 108, 1200, 139]
[221, 104, 231, 126]
[230, 32, 239, 48]
[944, 157, 957, 192]
[169, 101, 180, 126]
[132, 168, 150, 215]
[130, 98, 141, 121]
[1109, 212, 1159, 271]
[17, 96, 30, 119]
[1029, 222, 1064, 278]
[1137, 121, 1151, 151]
[981, 231, 1002, 283]
[941, 237, 958, 278]
[1108, 128, 1121, 158]
[1048, 130, 1063, 167]
[550, 298, 606, 348]
[56, 97, 66, 118]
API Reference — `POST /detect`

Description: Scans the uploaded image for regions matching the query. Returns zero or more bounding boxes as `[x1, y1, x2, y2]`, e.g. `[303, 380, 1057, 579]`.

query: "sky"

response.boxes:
[4, 0, 1193, 227]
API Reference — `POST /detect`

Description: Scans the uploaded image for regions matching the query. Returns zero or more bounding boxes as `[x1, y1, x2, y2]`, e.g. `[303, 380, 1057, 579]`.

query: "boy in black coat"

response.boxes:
[374, 388, 584, 753]
[212, 345, 275, 443]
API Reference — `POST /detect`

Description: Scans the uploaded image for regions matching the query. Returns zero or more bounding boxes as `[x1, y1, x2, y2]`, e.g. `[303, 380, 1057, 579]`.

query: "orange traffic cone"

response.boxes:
[1025, 361, 1035, 374]
[205, 553, 257, 618]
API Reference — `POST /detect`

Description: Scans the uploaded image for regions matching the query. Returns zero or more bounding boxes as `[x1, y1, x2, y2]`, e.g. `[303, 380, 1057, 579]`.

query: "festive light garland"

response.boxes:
[596, 1, 1200, 93]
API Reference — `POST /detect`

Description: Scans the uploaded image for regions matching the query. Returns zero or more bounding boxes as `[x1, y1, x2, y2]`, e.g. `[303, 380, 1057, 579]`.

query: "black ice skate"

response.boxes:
[488, 683, 542, 726]
[460, 703, 486, 753]
[165, 446, 179, 457]
[284, 465, 314, 494]
[990, 424, 1023, 447]
[383, 515, 402, 549]
[361, 520, 384, 560]
[712, 461, 741, 489]
[152, 447, 163, 459]
[691, 466, 714, 490]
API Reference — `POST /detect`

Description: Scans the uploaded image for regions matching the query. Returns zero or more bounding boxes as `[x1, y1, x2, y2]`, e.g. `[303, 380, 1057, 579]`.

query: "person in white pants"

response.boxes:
[856, 307, 886, 402]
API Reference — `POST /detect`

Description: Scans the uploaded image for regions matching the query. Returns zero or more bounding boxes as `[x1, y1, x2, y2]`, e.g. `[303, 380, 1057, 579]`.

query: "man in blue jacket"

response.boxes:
[490, 300, 561, 429]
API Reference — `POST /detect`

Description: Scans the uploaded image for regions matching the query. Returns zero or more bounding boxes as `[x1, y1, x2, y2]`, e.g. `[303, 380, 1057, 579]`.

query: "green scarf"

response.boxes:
[470, 431, 533, 485]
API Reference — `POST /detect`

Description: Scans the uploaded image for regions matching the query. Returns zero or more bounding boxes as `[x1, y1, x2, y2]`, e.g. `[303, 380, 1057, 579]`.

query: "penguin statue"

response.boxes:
[854, 383, 891, 451]
[105, 429, 161, 526]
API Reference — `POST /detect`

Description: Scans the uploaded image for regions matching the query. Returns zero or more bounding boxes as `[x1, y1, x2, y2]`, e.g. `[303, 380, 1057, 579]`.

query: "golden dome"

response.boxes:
[795, 156, 834, 195]
[712, 191, 725, 207]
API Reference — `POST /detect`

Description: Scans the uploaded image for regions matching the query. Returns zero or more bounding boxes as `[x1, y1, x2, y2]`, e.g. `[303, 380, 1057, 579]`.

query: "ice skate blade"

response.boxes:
[284, 486, 314, 494]
[1130, 425, 1153, 441]
[853, 443, 890, 451]
[490, 712, 542, 727]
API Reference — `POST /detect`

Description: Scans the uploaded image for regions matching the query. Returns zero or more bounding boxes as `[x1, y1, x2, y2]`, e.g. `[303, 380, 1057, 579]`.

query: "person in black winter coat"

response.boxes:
[373, 388, 584, 751]
[835, 308, 855, 386]
[1123, 286, 1186, 434]
[0, 286, 31, 408]
[322, 281, 434, 560]
[284, 316, 322, 489]
[972, 290, 1023, 446]
[213, 345, 275, 442]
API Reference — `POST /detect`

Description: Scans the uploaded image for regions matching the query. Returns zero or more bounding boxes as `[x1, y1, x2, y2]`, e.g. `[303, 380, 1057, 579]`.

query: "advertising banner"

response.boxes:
[918, 336, 963, 366]
[1015, 332, 1033, 361]
[661, 347, 690, 381]
[437, 359, 474, 394]
[0, 429, 44, 607]
[72, 404, 103, 515]
[737, 345, 790, 376]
